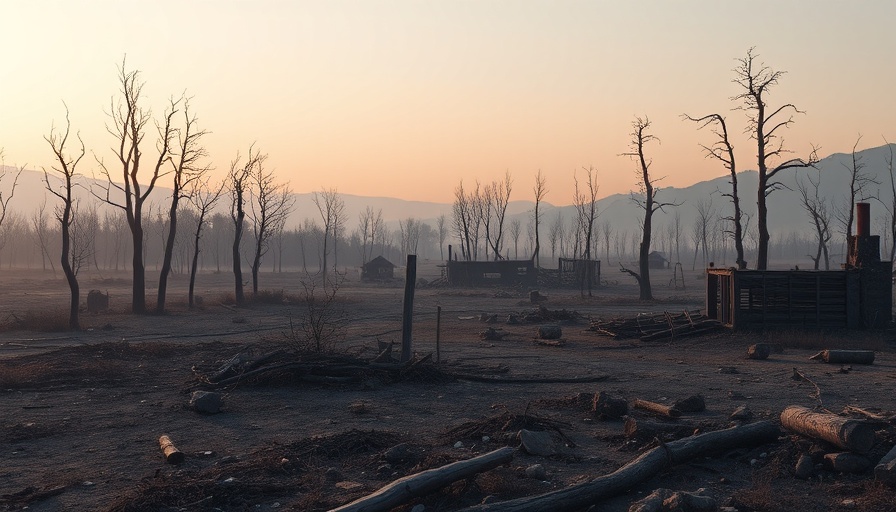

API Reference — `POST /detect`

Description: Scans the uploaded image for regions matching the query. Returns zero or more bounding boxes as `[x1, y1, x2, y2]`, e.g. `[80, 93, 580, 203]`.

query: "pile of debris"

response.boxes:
[511, 305, 582, 325]
[589, 310, 721, 342]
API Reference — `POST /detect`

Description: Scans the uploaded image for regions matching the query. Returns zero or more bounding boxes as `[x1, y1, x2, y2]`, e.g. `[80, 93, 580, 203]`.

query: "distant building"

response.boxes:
[648, 251, 670, 269]
[362, 256, 396, 281]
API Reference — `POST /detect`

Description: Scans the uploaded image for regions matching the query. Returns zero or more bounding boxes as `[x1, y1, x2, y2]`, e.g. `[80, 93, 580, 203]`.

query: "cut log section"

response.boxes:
[633, 399, 682, 419]
[809, 350, 875, 365]
[623, 417, 697, 442]
[330, 447, 514, 512]
[159, 435, 185, 464]
[780, 405, 876, 453]
[458, 421, 779, 512]
[875, 444, 896, 485]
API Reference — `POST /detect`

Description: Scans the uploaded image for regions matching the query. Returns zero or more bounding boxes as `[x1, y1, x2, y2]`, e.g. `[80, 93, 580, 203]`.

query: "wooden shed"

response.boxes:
[446, 259, 537, 287]
[648, 251, 670, 269]
[362, 256, 396, 281]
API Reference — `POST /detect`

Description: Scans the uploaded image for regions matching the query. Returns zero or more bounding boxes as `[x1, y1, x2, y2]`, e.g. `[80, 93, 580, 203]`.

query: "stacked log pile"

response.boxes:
[589, 310, 721, 341]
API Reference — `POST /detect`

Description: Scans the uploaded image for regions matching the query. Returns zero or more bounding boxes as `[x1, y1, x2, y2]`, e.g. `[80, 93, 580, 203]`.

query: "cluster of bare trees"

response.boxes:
[451, 173, 515, 262]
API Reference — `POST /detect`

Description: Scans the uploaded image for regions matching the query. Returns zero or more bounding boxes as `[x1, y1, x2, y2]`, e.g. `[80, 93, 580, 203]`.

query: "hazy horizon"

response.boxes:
[3, 1, 895, 205]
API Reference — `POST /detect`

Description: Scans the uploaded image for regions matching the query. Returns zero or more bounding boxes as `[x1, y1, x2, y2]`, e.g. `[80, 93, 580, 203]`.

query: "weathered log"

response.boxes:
[823, 452, 871, 473]
[159, 435, 184, 464]
[458, 421, 779, 512]
[329, 447, 514, 512]
[592, 392, 628, 420]
[624, 417, 697, 442]
[633, 399, 682, 419]
[875, 444, 896, 484]
[537, 325, 562, 340]
[780, 405, 875, 453]
[809, 350, 875, 365]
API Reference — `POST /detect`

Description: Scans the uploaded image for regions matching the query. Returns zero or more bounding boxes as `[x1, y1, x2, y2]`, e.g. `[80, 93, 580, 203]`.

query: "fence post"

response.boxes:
[400, 255, 417, 362]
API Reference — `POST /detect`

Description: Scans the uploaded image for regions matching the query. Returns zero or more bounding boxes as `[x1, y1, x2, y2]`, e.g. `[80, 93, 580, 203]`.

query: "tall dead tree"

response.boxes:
[531, 169, 547, 266]
[485, 172, 512, 260]
[836, 135, 877, 253]
[797, 173, 833, 270]
[31, 200, 56, 274]
[157, 99, 209, 313]
[186, 177, 224, 308]
[883, 140, 896, 262]
[43, 107, 81, 329]
[229, 145, 265, 305]
[358, 206, 384, 265]
[685, 113, 747, 268]
[573, 166, 599, 296]
[452, 181, 476, 261]
[248, 162, 295, 295]
[436, 213, 447, 260]
[622, 117, 675, 300]
[95, 62, 178, 313]
[733, 48, 817, 270]
[312, 187, 344, 282]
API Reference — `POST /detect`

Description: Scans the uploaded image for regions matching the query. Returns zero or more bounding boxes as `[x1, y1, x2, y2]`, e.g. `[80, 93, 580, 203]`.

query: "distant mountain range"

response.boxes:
[5, 143, 895, 239]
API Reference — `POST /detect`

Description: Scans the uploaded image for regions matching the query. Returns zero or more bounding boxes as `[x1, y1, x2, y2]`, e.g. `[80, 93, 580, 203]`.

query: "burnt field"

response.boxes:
[1, 264, 896, 512]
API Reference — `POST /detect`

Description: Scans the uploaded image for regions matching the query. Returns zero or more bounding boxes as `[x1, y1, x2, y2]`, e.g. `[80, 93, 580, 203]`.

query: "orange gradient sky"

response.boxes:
[2, 1, 894, 205]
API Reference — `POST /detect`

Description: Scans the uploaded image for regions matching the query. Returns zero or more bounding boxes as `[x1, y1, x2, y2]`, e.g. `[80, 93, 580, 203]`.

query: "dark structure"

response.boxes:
[446, 259, 537, 287]
[648, 251, 670, 269]
[707, 203, 891, 330]
[361, 256, 396, 281]
[558, 258, 600, 287]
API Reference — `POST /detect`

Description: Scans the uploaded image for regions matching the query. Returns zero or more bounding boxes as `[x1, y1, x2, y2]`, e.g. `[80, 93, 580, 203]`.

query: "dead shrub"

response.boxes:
[284, 272, 347, 353]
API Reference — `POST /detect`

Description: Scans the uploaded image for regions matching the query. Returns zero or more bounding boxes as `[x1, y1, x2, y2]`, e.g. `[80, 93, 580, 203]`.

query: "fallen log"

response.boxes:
[458, 421, 779, 512]
[780, 405, 875, 453]
[809, 350, 875, 365]
[633, 399, 682, 419]
[624, 417, 697, 442]
[159, 435, 184, 464]
[329, 446, 514, 512]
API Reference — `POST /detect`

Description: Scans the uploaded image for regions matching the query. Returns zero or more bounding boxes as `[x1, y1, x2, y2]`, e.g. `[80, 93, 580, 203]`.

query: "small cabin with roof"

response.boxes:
[362, 256, 396, 281]
[648, 251, 670, 269]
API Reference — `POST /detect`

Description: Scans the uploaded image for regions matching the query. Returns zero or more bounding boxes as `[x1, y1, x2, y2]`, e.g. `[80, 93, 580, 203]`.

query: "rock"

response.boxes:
[411, 505, 426, 512]
[673, 394, 706, 413]
[524, 464, 547, 480]
[529, 290, 546, 303]
[324, 467, 343, 482]
[518, 429, 557, 457]
[383, 443, 414, 464]
[537, 325, 562, 340]
[376, 464, 392, 476]
[454, 441, 464, 449]
[592, 391, 628, 420]
[794, 454, 814, 479]
[824, 452, 871, 473]
[747, 343, 772, 360]
[730, 405, 753, 421]
[86, 289, 109, 313]
[190, 391, 223, 414]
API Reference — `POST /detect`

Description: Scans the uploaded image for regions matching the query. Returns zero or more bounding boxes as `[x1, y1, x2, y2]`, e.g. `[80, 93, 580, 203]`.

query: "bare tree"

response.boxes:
[398, 217, 421, 258]
[694, 197, 715, 269]
[797, 173, 832, 270]
[452, 181, 477, 261]
[684, 113, 747, 268]
[508, 217, 522, 258]
[600, 221, 613, 266]
[0, 149, 23, 248]
[548, 211, 562, 261]
[733, 48, 818, 270]
[94, 61, 180, 313]
[157, 99, 209, 313]
[621, 117, 675, 300]
[481, 172, 512, 260]
[672, 211, 682, 265]
[312, 188, 344, 282]
[43, 107, 82, 329]
[436, 213, 447, 260]
[836, 135, 877, 253]
[531, 169, 547, 266]
[883, 139, 896, 263]
[249, 161, 295, 294]
[573, 166, 599, 296]
[229, 145, 265, 305]
[187, 177, 224, 307]
[358, 206, 383, 265]
[70, 201, 98, 276]
[31, 200, 56, 274]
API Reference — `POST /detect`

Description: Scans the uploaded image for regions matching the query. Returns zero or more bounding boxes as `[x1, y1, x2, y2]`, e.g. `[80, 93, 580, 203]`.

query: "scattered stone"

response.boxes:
[537, 325, 562, 340]
[824, 452, 871, 473]
[349, 401, 369, 414]
[529, 290, 547, 303]
[86, 289, 109, 313]
[592, 391, 628, 420]
[524, 464, 547, 480]
[384, 443, 414, 464]
[482, 436, 490, 443]
[324, 468, 343, 482]
[453, 441, 464, 449]
[411, 505, 426, 512]
[189, 391, 223, 414]
[794, 454, 814, 479]
[730, 405, 753, 422]
[518, 429, 557, 457]
[747, 343, 772, 360]
[218, 477, 238, 487]
[673, 394, 706, 413]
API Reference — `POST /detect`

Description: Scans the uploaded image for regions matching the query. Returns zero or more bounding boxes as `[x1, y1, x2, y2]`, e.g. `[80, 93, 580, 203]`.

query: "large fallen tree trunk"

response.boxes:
[459, 421, 779, 512]
[329, 447, 514, 512]
[809, 349, 875, 364]
[781, 405, 875, 453]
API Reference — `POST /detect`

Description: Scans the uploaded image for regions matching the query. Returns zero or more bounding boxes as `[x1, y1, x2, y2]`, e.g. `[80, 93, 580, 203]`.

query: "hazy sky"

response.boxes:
[2, 1, 894, 205]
